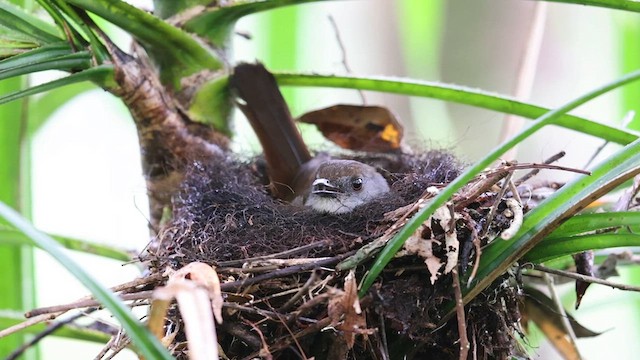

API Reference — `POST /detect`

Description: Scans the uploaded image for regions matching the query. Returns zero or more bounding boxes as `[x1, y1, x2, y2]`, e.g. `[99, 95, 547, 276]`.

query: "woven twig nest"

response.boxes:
[139, 148, 525, 360]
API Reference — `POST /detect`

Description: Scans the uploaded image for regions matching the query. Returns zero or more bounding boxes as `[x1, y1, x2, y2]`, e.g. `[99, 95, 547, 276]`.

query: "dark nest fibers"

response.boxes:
[144, 149, 524, 360]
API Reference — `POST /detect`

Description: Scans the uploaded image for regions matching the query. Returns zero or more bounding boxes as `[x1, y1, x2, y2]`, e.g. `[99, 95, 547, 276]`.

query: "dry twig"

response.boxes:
[533, 264, 640, 293]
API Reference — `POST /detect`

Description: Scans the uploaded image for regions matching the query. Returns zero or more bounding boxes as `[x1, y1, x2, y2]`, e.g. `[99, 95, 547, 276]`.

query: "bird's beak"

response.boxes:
[311, 178, 342, 197]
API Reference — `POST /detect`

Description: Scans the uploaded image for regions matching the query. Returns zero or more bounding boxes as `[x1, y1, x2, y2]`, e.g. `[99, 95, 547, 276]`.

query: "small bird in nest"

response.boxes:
[230, 63, 390, 214]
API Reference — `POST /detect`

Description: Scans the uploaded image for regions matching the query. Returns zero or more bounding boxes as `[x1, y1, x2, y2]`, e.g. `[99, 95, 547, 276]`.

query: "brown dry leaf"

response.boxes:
[573, 250, 595, 310]
[153, 262, 224, 360]
[522, 287, 601, 360]
[327, 270, 373, 349]
[171, 262, 224, 324]
[401, 225, 442, 284]
[298, 104, 403, 152]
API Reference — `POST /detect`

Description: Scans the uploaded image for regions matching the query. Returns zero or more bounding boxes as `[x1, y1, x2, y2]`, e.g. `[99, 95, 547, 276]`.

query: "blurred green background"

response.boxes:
[3, 0, 639, 359]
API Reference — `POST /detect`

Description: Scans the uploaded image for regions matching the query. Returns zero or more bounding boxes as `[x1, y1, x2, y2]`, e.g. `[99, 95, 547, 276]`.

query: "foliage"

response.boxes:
[0, 0, 639, 359]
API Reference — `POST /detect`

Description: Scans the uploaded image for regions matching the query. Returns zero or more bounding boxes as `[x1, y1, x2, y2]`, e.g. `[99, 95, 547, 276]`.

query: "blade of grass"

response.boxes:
[0, 229, 132, 262]
[0, 202, 173, 359]
[0, 2, 61, 44]
[546, 212, 640, 238]
[524, 233, 640, 263]
[184, 0, 331, 46]
[358, 68, 640, 297]
[0, 52, 91, 80]
[544, 0, 640, 13]
[64, 0, 221, 85]
[274, 73, 639, 145]
[0, 74, 31, 358]
[462, 138, 640, 302]
[0, 65, 115, 105]
[0, 43, 74, 69]
[0, 310, 112, 344]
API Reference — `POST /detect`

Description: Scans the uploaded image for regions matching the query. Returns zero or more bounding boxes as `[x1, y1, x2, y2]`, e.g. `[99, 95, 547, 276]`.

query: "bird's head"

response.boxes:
[304, 159, 390, 214]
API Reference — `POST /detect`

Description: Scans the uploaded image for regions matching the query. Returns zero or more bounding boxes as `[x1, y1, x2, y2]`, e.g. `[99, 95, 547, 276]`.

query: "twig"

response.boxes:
[25, 292, 153, 318]
[109, 272, 165, 293]
[216, 240, 330, 267]
[101, 331, 131, 360]
[498, 1, 547, 159]
[94, 333, 117, 360]
[376, 305, 390, 360]
[515, 151, 566, 185]
[241, 317, 333, 360]
[6, 310, 94, 360]
[542, 273, 581, 359]
[452, 269, 469, 360]
[221, 250, 355, 292]
[491, 162, 590, 176]
[479, 172, 514, 239]
[533, 264, 640, 292]
[584, 111, 635, 169]
[0, 312, 63, 339]
[328, 15, 366, 104]
[278, 269, 319, 312]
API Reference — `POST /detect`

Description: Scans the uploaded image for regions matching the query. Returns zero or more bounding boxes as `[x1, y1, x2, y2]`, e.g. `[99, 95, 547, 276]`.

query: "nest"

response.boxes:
[138, 148, 525, 360]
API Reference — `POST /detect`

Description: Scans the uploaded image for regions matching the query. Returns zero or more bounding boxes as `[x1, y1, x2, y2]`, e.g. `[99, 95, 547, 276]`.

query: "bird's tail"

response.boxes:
[229, 63, 312, 201]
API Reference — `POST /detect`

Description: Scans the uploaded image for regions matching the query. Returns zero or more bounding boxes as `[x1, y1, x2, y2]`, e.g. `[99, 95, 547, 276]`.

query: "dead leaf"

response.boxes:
[522, 287, 601, 360]
[170, 262, 224, 324]
[298, 104, 403, 152]
[573, 250, 595, 310]
[397, 204, 459, 284]
[327, 270, 373, 350]
[152, 262, 224, 360]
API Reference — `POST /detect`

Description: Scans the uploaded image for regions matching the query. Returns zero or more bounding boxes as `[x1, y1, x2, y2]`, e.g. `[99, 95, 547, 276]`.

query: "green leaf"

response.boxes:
[0, 51, 91, 80]
[524, 234, 640, 263]
[0, 30, 40, 57]
[0, 65, 115, 105]
[0, 228, 132, 261]
[462, 138, 640, 311]
[184, 0, 331, 46]
[0, 2, 61, 44]
[0, 310, 112, 344]
[0, 73, 31, 358]
[546, 212, 640, 239]
[188, 73, 232, 134]
[275, 73, 639, 145]
[358, 68, 640, 297]
[0, 202, 173, 359]
[0, 42, 74, 69]
[65, 0, 222, 86]
[544, 0, 640, 13]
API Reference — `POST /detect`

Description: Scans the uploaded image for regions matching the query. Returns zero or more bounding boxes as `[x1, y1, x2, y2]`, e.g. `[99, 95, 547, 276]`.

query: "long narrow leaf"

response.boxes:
[64, 0, 221, 84]
[0, 202, 173, 359]
[0, 52, 91, 80]
[547, 212, 640, 238]
[0, 42, 72, 69]
[524, 234, 640, 263]
[0, 310, 112, 344]
[0, 65, 115, 105]
[184, 0, 332, 45]
[460, 139, 640, 310]
[545, 0, 640, 13]
[359, 69, 640, 297]
[0, 2, 61, 43]
[0, 229, 132, 261]
[275, 73, 639, 145]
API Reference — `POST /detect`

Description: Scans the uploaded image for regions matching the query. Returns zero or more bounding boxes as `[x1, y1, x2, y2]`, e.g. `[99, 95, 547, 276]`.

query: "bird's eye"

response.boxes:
[351, 177, 363, 191]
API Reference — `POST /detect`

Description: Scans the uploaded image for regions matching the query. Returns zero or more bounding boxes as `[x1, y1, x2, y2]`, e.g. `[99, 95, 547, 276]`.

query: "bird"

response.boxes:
[229, 63, 390, 214]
